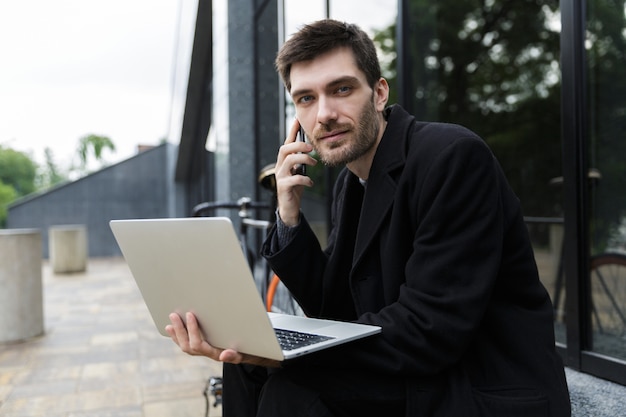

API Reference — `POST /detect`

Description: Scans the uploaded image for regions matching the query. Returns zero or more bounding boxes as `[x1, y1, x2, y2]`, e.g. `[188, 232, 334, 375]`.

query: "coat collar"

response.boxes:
[350, 104, 416, 267]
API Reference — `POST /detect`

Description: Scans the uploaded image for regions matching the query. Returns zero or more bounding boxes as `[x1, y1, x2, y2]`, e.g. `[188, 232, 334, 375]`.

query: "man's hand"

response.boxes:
[165, 312, 281, 368]
[274, 120, 317, 226]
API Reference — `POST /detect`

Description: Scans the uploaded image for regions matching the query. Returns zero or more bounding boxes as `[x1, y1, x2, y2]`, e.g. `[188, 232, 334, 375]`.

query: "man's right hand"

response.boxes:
[274, 120, 317, 226]
[165, 312, 281, 368]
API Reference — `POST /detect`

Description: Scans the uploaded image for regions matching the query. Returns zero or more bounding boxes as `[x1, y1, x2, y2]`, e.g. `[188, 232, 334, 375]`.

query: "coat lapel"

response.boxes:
[352, 105, 415, 268]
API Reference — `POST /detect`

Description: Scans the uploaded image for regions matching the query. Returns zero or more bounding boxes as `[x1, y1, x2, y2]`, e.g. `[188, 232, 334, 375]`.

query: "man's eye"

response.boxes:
[298, 95, 313, 104]
[336, 86, 351, 94]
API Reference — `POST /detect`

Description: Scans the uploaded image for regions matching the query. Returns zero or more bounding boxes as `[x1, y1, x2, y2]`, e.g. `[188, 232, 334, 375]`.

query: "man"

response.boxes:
[167, 19, 571, 416]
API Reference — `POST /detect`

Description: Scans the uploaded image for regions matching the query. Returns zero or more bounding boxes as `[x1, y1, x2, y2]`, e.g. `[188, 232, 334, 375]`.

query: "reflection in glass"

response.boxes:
[400, 0, 563, 342]
[589, 254, 626, 358]
[587, 0, 626, 360]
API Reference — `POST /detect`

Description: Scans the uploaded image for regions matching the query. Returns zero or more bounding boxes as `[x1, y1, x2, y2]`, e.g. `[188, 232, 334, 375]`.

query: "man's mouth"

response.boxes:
[317, 129, 349, 143]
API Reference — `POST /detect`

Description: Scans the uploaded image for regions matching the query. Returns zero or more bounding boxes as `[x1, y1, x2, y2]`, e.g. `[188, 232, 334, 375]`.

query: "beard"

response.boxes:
[311, 94, 380, 167]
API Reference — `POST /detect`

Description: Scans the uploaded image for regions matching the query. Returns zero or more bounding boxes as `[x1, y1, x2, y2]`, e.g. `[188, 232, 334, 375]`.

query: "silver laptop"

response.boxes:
[109, 217, 380, 361]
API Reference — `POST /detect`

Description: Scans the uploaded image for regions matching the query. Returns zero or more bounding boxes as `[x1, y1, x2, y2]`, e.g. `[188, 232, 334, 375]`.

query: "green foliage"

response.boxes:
[373, 24, 398, 106]
[76, 134, 116, 172]
[0, 145, 37, 197]
[0, 145, 38, 228]
[397, 0, 562, 218]
[36, 147, 68, 189]
[0, 180, 17, 228]
[379, 0, 626, 249]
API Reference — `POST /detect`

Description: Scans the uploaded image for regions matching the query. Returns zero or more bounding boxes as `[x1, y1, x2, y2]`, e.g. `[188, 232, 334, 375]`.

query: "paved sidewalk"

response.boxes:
[0, 258, 223, 417]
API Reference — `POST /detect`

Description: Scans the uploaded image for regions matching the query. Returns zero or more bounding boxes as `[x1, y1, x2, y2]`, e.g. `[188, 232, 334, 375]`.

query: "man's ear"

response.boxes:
[374, 77, 390, 111]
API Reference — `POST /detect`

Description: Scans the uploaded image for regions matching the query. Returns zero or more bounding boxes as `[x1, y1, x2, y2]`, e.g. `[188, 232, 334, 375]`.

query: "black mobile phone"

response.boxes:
[294, 126, 307, 176]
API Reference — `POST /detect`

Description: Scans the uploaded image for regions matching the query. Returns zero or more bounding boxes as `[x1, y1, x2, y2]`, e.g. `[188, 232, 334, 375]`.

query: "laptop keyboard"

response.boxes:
[274, 328, 335, 351]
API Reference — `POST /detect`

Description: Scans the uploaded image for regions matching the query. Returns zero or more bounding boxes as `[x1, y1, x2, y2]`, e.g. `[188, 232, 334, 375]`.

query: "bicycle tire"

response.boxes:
[266, 274, 305, 316]
[266, 274, 280, 312]
[589, 253, 626, 337]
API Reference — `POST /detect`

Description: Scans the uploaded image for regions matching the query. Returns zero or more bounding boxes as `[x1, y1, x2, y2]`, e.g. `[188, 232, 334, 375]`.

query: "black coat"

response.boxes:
[262, 105, 570, 416]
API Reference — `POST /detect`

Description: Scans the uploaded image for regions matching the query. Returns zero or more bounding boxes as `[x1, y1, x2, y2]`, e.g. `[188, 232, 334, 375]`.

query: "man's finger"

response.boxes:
[283, 119, 301, 144]
[168, 312, 190, 347]
[185, 312, 206, 351]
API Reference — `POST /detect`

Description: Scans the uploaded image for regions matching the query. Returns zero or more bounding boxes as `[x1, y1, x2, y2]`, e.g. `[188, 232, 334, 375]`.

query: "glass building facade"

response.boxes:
[281, 0, 626, 384]
[179, 0, 626, 385]
[398, 0, 567, 348]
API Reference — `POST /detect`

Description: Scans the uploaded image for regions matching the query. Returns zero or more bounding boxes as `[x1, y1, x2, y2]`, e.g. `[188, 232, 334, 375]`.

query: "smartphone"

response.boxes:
[294, 126, 307, 176]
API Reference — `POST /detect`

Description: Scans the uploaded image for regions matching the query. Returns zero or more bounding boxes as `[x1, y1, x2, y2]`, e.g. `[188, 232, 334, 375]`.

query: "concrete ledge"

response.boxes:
[0, 229, 44, 343]
[566, 367, 626, 416]
[49, 225, 88, 273]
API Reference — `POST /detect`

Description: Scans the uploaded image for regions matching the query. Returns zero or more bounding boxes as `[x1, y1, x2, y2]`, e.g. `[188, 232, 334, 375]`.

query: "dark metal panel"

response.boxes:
[175, 0, 213, 183]
[581, 351, 626, 386]
[560, 0, 590, 370]
[396, 0, 411, 111]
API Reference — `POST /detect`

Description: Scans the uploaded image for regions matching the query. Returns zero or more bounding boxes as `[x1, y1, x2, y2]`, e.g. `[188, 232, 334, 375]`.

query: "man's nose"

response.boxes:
[316, 96, 338, 125]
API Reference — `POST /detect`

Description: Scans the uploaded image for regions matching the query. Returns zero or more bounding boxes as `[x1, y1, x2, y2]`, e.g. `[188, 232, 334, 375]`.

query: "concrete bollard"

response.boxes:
[49, 225, 88, 274]
[0, 229, 44, 343]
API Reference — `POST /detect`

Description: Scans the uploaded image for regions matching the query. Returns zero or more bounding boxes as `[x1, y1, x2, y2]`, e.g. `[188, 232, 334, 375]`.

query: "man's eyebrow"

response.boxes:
[291, 75, 361, 98]
[326, 75, 361, 89]
[290, 87, 313, 99]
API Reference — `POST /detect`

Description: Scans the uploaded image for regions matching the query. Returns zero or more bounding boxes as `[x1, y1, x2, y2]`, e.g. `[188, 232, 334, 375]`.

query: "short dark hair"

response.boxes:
[275, 19, 381, 92]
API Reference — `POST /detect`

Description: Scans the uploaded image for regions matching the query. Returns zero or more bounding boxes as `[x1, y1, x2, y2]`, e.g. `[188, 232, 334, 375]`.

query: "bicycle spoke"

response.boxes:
[590, 254, 626, 339]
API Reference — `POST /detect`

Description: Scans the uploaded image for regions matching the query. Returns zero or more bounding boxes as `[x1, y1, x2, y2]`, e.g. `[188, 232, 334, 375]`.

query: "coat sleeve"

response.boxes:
[261, 216, 329, 317]
[261, 169, 356, 319]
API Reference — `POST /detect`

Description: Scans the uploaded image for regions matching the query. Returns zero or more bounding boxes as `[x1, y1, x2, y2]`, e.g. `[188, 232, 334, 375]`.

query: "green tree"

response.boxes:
[0, 145, 37, 228]
[0, 145, 38, 196]
[75, 134, 116, 173]
[373, 23, 398, 106]
[388, 0, 562, 219]
[0, 180, 17, 228]
[36, 147, 68, 189]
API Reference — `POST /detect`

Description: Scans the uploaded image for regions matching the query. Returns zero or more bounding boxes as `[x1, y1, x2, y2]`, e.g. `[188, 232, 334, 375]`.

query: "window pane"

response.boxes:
[587, 0, 626, 360]
[402, 0, 564, 342]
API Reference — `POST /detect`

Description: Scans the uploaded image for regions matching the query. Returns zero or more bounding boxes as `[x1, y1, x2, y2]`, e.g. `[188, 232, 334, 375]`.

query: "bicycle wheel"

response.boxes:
[266, 274, 305, 316]
[589, 253, 626, 337]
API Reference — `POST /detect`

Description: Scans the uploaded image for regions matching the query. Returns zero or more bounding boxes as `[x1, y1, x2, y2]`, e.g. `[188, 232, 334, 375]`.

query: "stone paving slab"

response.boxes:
[0, 258, 223, 417]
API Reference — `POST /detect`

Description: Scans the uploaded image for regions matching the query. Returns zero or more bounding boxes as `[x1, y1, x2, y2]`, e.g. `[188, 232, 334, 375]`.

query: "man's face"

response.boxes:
[289, 47, 388, 168]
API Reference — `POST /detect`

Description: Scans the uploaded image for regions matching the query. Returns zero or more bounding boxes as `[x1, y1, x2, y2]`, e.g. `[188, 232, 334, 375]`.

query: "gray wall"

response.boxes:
[7, 143, 184, 258]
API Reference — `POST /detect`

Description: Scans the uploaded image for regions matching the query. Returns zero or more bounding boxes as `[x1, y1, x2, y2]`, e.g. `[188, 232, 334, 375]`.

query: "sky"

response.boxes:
[0, 0, 396, 172]
[0, 0, 182, 170]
